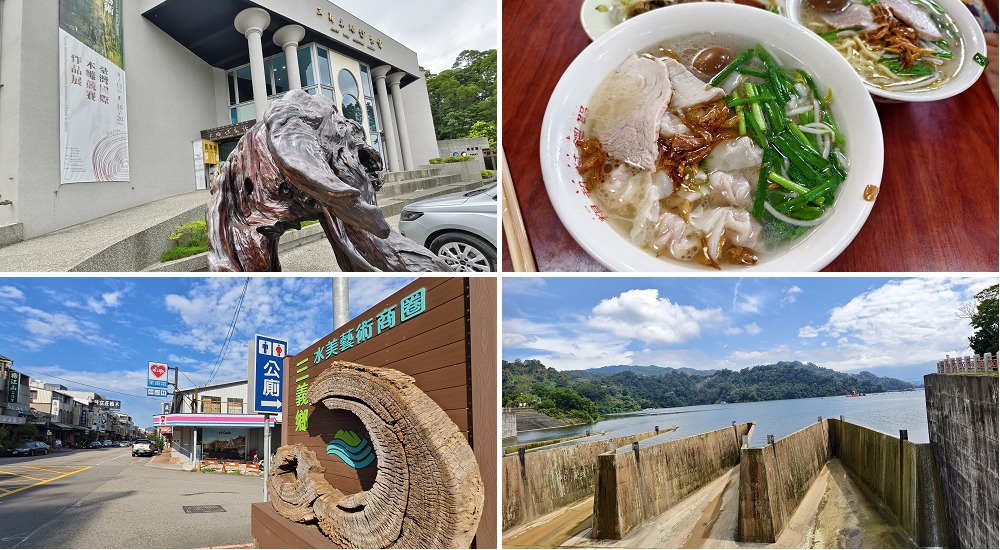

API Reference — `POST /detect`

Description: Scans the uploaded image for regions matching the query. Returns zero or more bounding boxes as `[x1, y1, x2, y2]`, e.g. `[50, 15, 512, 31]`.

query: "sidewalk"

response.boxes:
[145, 446, 184, 470]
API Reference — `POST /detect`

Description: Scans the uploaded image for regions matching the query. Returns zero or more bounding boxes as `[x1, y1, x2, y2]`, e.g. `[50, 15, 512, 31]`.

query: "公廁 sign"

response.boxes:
[248, 335, 287, 415]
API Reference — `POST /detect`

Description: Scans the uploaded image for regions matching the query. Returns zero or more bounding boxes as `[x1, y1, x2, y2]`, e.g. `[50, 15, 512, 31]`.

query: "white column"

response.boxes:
[371, 65, 401, 172]
[273, 25, 306, 90]
[234, 8, 271, 122]
[385, 72, 415, 171]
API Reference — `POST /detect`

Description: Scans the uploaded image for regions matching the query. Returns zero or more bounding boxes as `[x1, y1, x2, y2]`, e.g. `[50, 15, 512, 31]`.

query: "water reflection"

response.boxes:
[504, 391, 928, 450]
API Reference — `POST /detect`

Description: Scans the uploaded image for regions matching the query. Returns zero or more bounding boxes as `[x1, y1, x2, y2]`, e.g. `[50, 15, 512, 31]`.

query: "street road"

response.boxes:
[0, 448, 265, 548]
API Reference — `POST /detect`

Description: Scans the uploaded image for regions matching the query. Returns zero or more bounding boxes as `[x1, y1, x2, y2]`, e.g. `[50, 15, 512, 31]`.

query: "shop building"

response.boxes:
[156, 378, 280, 465]
[0, 0, 439, 244]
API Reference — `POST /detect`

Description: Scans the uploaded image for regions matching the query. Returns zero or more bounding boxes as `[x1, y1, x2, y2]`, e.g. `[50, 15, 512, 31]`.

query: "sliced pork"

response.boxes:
[597, 54, 673, 171]
[879, 0, 942, 41]
[662, 58, 726, 110]
[820, 4, 876, 30]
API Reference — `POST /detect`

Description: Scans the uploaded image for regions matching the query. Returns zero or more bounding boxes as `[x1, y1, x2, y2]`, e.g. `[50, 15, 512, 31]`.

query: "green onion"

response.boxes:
[726, 95, 776, 107]
[787, 206, 825, 221]
[887, 62, 934, 76]
[752, 149, 774, 218]
[789, 124, 817, 153]
[768, 171, 810, 195]
[819, 28, 863, 41]
[736, 68, 768, 79]
[710, 49, 754, 87]
[795, 70, 824, 105]
[775, 180, 837, 213]
[821, 109, 844, 144]
[756, 44, 790, 104]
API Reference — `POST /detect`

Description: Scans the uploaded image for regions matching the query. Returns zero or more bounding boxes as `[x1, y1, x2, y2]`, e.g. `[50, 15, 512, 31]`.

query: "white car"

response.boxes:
[399, 186, 498, 272]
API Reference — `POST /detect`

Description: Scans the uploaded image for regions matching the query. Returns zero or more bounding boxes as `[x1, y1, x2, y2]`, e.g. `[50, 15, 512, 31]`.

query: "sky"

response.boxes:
[331, 0, 498, 74]
[502, 277, 998, 383]
[0, 276, 415, 429]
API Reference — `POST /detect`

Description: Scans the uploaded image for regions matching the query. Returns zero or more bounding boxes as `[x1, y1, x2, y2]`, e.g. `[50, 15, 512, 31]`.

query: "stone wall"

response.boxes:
[501, 429, 660, 533]
[502, 411, 516, 439]
[592, 423, 755, 539]
[924, 373, 999, 549]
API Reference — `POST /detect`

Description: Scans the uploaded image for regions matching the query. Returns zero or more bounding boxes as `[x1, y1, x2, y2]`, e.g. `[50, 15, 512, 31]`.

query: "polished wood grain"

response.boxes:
[501, 0, 999, 272]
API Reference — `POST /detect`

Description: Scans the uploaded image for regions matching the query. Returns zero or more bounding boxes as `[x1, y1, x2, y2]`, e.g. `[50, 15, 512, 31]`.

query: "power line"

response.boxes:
[206, 277, 250, 386]
[15, 367, 158, 400]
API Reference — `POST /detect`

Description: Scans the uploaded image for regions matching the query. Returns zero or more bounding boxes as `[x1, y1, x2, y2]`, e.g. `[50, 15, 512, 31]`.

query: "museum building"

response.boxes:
[0, 0, 438, 243]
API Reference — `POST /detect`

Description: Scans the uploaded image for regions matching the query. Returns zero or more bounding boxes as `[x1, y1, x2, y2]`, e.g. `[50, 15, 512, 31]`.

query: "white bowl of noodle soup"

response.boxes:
[540, 3, 883, 271]
[785, 0, 988, 102]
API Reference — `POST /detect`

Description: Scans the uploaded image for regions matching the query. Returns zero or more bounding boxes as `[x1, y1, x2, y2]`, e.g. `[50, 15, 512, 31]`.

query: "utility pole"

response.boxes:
[333, 277, 349, 330]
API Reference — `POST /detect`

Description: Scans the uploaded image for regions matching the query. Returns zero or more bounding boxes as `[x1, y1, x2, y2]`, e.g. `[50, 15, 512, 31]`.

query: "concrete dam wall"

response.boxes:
[924, 374, 999, 549]
[502, 411, 517, 439]
[738, 420, 832, 543]
[502, 429, 660, 532]
[739, 418, 949, 547]
[592, 422, 755, 539]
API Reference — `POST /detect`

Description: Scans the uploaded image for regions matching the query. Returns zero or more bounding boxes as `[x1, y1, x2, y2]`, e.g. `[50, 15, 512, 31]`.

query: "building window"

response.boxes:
[270, 54, 289, 96]
[227, 398, 243, 414]
[30, 390, 37, 400]
[201, 396, 221, 414]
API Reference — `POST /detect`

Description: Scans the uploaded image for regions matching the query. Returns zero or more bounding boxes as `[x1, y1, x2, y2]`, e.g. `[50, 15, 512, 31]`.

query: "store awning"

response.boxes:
[51, 422, 85, 431]
[154, 413, 277, 428]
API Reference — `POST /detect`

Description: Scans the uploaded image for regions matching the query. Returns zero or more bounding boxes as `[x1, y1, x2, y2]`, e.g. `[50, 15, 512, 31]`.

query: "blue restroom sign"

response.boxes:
[248, 334, 286, 414]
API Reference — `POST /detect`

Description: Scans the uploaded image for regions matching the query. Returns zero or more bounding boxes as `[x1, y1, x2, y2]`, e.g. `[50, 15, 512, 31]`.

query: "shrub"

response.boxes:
[443, 155, 475, 163]
[162, 219, 209, 262]
[481, 170, 494, 179]
[429, 158, 444, 164]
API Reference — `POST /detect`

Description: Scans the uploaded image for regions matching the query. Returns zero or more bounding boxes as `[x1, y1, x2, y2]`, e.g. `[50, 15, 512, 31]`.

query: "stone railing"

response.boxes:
[936, 353, 997, 374]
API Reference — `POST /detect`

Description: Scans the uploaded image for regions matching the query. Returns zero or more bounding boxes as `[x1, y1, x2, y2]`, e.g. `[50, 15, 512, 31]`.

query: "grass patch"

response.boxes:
[161, 239, 208, 262]
[481, 170, 495, 179]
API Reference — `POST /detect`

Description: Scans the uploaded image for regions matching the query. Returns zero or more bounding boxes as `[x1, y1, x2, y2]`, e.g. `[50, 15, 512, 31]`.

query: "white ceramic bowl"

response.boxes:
[785, 0, 988, 102]
[540, 3, 884, 272]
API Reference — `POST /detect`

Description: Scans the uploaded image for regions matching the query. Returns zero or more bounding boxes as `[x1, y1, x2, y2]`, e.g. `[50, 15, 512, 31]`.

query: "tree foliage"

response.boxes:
[502, 359, 913, 415]
[423, 50, 497, 145]
[968, 284, 999, 354]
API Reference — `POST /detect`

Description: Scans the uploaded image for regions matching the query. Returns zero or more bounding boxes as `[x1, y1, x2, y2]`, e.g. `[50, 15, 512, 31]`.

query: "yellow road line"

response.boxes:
[0, 467, 91, 499]
[0, 474, 48, 481]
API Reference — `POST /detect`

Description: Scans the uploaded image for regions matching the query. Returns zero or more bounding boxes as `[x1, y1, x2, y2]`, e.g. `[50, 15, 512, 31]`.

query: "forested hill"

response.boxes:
[502, 359, 915, 414]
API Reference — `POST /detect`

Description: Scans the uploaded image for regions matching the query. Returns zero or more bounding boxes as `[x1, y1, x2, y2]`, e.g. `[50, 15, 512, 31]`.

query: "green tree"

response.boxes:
[423, 50, 497, 145]
[467, 121, 496, 150]
[967, 284, 999, 354]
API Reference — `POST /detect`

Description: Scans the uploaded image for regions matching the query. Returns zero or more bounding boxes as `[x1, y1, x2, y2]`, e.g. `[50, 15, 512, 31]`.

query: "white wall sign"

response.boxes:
[59, 0, 129, 184]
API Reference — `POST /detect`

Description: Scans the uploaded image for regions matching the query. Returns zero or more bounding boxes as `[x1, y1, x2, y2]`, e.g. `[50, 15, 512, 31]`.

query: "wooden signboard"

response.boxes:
[282, 277, 496, 548]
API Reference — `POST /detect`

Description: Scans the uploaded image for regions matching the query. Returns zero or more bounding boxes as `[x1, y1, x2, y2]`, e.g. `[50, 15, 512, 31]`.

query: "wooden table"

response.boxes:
[501, 1, 999, 272]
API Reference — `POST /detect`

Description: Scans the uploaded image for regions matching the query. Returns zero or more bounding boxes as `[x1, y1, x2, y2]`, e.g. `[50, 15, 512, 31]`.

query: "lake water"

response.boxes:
[505, 391, 929, 449]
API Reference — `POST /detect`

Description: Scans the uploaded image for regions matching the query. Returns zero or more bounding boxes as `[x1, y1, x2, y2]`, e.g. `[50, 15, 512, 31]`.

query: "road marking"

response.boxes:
[93, 453, 130, 466]
[0, 466, 91, 499]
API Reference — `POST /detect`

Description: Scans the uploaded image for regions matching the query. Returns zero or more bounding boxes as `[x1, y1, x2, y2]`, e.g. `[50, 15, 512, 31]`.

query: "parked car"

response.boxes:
[398, 186, 497, 272]
[132, 439, 157, 457]
[87, 441, 103, 449]
[11, 441, 51, 456]
[102, 440, 113, 447]
[118, 441, 129, 447]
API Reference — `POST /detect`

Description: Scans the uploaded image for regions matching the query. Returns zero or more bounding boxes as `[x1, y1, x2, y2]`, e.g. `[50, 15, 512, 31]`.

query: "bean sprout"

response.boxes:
[764, 202, 835, 227]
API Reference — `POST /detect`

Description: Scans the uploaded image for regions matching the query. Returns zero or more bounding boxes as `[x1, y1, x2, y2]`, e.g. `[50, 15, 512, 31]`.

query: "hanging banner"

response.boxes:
[59, 0, 129, 183]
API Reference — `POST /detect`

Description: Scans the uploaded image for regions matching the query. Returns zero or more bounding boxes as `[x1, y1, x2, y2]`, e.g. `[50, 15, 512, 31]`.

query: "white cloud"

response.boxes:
[0, 285, 25, 301]
[728, 345, 792, 364]
[85, 291, 123, 314]
[503, 278, 548, 296]
[502, 317, 633, 371]
[783, 285, 803, 303]
[736, 294, 764, 314]
[799, 278, 994, 371]
[330, 0, 497, 74]
[724, 327, 743, 336]
[799, 325, 820, 338]
[12, 305, 113, 351]
[349, 277, 416, 317]
[582, 289, 726, 345]
[167, 354, 199, 364]
[744, 322, 763, 335]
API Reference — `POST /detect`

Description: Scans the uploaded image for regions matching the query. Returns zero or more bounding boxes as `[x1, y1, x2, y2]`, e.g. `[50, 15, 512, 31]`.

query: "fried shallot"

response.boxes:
[867, 4, 937, 70]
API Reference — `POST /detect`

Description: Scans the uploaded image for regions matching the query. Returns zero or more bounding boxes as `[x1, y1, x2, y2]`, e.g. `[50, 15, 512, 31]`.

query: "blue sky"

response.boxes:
[0, 276, 415, 428]
[503, 277, 997, 382]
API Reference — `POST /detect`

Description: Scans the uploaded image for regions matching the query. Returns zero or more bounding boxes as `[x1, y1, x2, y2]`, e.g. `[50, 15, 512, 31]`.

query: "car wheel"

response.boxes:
[429, 232, 496, 272]
[44, 449, 48, 455]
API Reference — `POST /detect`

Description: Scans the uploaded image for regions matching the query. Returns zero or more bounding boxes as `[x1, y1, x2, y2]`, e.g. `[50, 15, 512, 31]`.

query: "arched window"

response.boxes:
[338, 69, 364, 126]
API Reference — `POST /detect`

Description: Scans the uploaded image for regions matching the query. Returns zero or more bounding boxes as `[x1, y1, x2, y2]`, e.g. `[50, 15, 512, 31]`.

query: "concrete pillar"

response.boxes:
[370, 66, 401, 172]
[386, 72, 415, 171]
[273, 25, 306, 90]
[234, 8, 271, 122]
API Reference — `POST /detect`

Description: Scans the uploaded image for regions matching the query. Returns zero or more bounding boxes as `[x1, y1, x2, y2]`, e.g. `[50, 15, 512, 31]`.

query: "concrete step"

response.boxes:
[383, 168, 442, 183]
[378, 179, 491, 218]
[378, 173, 464, 199]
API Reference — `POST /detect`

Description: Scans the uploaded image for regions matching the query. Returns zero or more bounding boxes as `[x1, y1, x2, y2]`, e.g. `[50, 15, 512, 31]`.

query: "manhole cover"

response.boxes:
[183, 505, 226, 514]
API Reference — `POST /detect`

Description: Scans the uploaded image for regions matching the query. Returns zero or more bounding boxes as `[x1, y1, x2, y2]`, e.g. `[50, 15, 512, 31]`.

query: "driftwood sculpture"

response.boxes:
[268, 361, 483, 549]
[207, 89, 451, 272]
